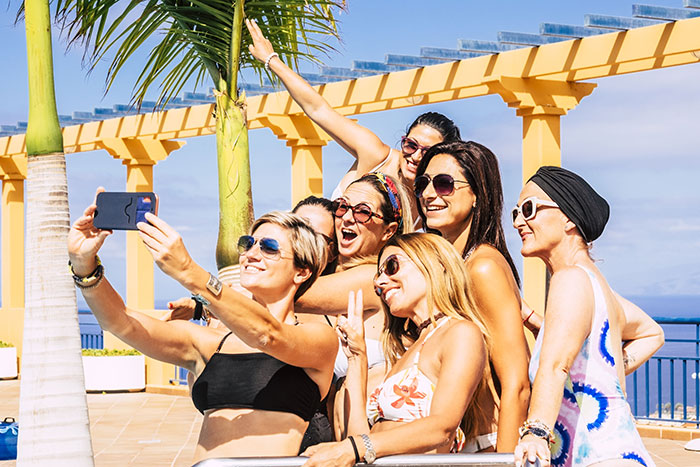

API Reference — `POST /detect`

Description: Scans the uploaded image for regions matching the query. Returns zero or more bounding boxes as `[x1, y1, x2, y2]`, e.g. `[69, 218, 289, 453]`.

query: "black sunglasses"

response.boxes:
[237, 235, 289, 260]
[333, 198, 385, 223]
[374, 254, 401, 287]
[414, 173, 470, 198]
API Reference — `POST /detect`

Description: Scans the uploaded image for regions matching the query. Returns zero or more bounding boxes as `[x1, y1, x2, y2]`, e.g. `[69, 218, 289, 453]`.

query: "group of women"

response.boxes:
[66, 19, 665, 467]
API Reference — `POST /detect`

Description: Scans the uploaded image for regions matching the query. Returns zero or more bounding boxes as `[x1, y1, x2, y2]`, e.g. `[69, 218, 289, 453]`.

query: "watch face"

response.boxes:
[206, 274, 223, 296]
[364, 450, 376, 463]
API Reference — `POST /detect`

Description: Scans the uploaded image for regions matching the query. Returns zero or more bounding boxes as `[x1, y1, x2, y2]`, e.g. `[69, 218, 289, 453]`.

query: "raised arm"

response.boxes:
[468, 255, 530, 452]
[246, 19, 391, 173]
[614, 291, 665, 374]
[137, 213, 338, 376]
[67, 194, 207, 371]
[295, 264, 383, 315]
[515, 267, 593, 466]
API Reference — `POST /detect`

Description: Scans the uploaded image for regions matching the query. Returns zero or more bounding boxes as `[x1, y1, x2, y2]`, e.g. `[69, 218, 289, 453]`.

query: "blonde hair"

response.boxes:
[251, 211, 328, 300]
[377, 232, 490, 440]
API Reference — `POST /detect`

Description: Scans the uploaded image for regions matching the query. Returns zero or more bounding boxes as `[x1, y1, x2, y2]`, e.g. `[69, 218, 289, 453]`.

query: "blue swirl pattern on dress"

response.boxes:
[599, 319, 615, 366]
[528, 266, 655, 467]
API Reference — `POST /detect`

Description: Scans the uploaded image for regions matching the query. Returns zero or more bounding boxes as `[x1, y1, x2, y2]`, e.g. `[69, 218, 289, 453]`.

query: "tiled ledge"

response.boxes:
[638, 423, 700, 441]
[146, 384, 190, 396]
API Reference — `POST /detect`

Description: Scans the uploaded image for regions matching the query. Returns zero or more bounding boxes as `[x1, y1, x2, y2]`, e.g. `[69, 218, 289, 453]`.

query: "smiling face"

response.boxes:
[373, 246, 427, 319]
[419, 153, 476, 239]
[513, 182, 567, 259]
[400, 124, 445, 181]
[239, 222, 300, 298]
[335, 181, 396, 260]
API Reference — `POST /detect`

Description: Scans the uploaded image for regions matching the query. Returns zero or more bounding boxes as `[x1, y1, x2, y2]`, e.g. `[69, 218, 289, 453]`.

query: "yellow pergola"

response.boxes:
[2, 15, 699, 388]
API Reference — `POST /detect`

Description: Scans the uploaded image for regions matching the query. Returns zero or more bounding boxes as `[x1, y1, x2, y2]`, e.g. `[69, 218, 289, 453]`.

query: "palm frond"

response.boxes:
[52, 0, 345, 110]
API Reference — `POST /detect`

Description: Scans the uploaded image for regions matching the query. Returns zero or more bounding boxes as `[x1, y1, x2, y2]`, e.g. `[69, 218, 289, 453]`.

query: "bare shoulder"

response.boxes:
[466, 245, 512, 280]
[549, 266, 592, 291]
[441, 319, 485, 349]
[547, 266, 595, 317]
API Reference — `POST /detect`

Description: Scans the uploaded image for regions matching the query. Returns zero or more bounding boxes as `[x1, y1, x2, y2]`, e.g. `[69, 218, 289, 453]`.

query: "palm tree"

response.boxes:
[18, 0, 94, 464]
[54, 0, 344, 277]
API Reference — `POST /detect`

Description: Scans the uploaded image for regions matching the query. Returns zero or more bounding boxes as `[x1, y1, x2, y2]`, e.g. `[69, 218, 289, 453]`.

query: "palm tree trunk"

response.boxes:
[214, 93, 254, 273]
[214, 0, 253, 279]
[19, 0, 94, 464]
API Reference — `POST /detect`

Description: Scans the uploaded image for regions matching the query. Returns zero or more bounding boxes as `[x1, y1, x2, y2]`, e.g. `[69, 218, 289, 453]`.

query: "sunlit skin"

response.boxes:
[419, 153, 475, 248]
[512, 182, 644, 467]
[293, 204, 336, 263]
[398, 125, 445, 182]
[67, 188, 337, 464]
[300, 247, 486, 466]
[417, 153, 530, 452]
[335, 182, 398, 263]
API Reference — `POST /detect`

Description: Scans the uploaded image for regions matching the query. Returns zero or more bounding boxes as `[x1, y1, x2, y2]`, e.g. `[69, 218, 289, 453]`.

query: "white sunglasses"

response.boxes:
[512, 196, 559, 223]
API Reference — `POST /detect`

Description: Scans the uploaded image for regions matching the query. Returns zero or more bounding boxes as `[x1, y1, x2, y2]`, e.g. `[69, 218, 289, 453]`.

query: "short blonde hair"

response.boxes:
[251, 211, 328, 300]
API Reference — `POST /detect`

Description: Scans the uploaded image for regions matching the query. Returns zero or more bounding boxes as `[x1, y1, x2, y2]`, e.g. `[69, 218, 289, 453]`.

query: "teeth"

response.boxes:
[426, 206, 445, 211]
[384, 289, 398, 301]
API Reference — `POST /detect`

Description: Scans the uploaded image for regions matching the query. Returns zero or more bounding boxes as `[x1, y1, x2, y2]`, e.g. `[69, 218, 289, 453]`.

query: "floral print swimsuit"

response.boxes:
[366, 318, 465, 452]
[529, 265, 654, 467]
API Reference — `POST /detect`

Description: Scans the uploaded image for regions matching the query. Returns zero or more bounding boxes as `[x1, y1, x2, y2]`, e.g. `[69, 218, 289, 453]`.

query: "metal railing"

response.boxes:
[193, 454, 540, 466]
[627, 317, 700, 428]
[79, 310, 103, 349]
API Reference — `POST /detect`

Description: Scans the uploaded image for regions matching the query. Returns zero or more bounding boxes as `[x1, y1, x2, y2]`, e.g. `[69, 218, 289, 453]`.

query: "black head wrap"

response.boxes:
[528, 166, 610, 243]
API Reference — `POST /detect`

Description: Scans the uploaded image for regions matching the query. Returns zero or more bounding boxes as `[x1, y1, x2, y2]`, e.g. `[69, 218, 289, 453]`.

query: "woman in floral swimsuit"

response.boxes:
[301, 233, 490, 466]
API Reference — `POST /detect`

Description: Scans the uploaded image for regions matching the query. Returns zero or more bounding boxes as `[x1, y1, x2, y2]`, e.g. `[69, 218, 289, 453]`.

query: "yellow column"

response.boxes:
[125, 162, 155, 310]
[0, 156, 27, 350]
[258, 115, 333, 206]
[519, 110, 563, 315]
[486, 77, 596, 321]
[2, 177, 25, 309]
[288, 138, 326, 205]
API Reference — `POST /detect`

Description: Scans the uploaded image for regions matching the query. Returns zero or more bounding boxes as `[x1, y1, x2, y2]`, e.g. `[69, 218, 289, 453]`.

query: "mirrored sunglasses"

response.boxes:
[237, 235, 286, 259]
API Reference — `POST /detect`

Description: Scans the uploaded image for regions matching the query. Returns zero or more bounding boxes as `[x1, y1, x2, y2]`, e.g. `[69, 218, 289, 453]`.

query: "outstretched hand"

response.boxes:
[301, 439, 356, 467]
[246, 18, 276, 64]
[336, 290, 366, 359]
[162, 296, 196, 321]
[137, 212, 194, 284]
[514, 434, 550, 467]
[68, 187, 112, 275]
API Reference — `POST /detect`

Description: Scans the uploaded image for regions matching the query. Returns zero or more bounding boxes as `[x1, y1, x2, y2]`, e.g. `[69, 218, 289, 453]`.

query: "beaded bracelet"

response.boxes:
[69, 256, 104, 289]
[264, 52, 279, 71]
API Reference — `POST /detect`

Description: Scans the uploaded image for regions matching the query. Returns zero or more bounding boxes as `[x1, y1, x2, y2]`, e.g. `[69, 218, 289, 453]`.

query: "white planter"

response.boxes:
[82, 354, 145, 392]
[0, 347, 17, 379]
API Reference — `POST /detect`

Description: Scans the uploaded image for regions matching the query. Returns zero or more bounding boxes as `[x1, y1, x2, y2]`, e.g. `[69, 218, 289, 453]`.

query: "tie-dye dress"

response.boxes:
[528, 265, 654, 467]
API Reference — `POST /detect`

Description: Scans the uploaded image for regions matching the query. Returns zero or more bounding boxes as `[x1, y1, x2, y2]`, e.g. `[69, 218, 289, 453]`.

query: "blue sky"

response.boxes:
[1, 0, 699, 307]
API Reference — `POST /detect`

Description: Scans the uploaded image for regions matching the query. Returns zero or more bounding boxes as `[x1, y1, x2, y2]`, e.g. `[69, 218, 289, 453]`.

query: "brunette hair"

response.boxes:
[292, 195, 338, 275]
[415, 140, 520, 286]
[405, 112, 461, 142]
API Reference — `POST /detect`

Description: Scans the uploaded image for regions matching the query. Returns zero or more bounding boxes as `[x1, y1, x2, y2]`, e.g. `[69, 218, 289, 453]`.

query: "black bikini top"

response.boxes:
[191, 332, 321, 421]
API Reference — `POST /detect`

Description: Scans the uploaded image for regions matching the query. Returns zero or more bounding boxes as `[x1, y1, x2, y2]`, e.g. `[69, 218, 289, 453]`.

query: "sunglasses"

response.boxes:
[414, 173, 470, 198]
[511, 197, 559, 223]
[237, 235, 290, 260]
[374, 253, 401, 287]
[401, 136, 432, 156]
[333, 198, 385, 223]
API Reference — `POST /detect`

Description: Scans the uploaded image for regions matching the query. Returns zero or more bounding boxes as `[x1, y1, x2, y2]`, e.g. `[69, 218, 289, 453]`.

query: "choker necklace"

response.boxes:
[416, 312, 446, 335]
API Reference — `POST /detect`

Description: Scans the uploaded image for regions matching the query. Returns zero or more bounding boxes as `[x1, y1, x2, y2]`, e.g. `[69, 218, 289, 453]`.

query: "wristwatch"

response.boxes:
[206, 273, 223, 297]
[360, 433, 376, 464]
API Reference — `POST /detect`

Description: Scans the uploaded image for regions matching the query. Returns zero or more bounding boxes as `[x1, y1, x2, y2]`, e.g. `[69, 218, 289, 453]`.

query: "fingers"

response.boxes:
[143, 212, 178, 238]
[350, 289, 363, 329]
[91, 186, 105, 207]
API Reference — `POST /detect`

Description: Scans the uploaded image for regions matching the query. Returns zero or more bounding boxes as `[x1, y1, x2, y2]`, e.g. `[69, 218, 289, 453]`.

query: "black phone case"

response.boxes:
[93, 192, 157, 230]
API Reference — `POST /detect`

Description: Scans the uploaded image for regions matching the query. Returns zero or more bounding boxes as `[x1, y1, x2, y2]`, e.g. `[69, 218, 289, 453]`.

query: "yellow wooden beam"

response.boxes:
[2, 16, 699, 158]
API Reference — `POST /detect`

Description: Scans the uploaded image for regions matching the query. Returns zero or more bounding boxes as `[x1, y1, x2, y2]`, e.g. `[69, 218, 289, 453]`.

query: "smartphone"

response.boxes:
[93, 192, 158, 230]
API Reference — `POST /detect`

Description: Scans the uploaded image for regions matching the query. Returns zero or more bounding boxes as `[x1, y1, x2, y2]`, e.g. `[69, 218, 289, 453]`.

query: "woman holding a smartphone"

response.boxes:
[68, 189, 337, 463]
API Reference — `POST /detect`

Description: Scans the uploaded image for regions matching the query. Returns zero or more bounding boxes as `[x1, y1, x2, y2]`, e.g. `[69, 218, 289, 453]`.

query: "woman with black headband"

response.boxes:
[513, 166, 658, 467]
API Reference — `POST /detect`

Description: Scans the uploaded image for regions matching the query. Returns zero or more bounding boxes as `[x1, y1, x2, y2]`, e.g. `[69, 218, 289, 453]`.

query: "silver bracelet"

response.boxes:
[264, 52, 279, 71]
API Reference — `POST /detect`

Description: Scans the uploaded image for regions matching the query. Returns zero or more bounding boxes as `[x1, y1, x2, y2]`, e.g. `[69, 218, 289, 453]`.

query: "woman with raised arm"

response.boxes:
[512, 166, 656, 467]
[301, 233, 489, 466]
[413, 140, 530, 452]
[246, 18, 460, 221]
[68, 191, 337, 463]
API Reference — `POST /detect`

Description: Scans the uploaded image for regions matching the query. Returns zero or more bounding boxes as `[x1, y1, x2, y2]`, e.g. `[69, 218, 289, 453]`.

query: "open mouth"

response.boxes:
[425, 205, 446, 213]
[341, 228, 358, 242]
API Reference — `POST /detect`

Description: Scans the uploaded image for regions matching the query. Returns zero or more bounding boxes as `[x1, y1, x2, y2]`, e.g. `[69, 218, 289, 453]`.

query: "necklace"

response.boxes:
[416, 312, 446, 335]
